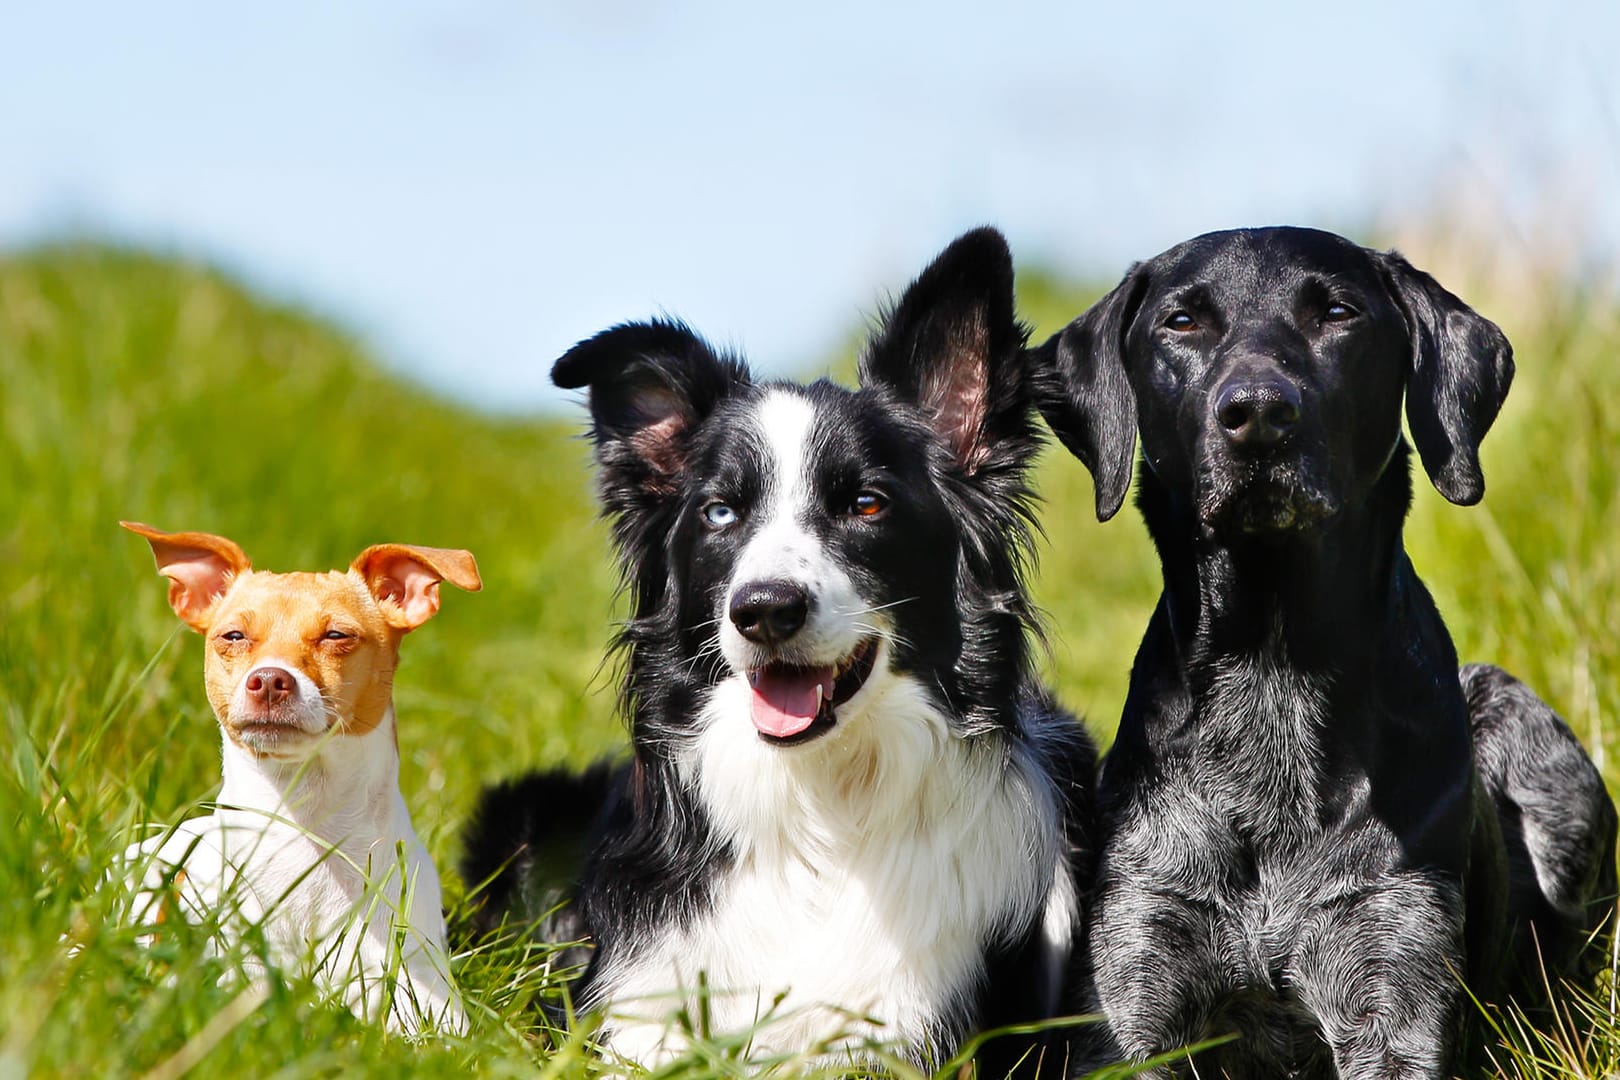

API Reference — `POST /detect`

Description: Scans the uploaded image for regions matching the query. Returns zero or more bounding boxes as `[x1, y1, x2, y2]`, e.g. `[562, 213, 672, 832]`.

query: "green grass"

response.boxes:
[1, 240, 1616, 1077]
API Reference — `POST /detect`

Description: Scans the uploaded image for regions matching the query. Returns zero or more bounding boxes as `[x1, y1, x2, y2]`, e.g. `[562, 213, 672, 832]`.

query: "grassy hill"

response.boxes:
[2, 241, 1617, 1076]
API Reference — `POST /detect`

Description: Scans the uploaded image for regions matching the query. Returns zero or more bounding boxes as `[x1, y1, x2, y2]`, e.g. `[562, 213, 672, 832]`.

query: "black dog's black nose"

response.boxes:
[1214, 377, 1302, 449]
[729, 581, 810, 646]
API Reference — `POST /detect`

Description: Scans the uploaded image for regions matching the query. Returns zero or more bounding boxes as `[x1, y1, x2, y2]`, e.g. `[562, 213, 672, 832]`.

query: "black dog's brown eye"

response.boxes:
[1323, 302, 1357, 323]
[850, 491, 888, 518]
[1165, 311, 1197, 332]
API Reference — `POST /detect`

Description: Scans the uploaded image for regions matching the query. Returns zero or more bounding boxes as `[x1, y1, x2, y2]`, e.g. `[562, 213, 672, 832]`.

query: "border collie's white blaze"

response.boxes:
[717, 391, 878, 745]
[462, 228, 1097, 1072]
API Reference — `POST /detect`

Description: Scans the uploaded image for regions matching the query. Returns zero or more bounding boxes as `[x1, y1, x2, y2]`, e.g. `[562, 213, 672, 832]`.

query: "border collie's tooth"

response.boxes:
[749, 671, 760, 689]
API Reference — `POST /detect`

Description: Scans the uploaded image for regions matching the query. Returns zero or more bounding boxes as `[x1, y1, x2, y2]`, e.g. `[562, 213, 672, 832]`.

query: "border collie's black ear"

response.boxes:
[858, 227, 1033, 476]
[1030, 268, 1146, 521]
[1374, 251, 1514, 505]
[552, 320, 748, 503]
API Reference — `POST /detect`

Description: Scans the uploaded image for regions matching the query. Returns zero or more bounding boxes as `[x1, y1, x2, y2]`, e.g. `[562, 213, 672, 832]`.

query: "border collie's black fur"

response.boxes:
[464, 228, 1095, 1072]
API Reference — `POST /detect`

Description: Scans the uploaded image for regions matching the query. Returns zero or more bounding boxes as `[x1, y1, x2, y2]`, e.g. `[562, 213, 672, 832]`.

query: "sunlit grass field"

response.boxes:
[2, 239, 1616, 1077]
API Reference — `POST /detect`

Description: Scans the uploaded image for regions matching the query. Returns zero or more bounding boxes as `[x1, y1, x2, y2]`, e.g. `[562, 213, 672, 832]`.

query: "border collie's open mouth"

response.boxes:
[746, 638, 880, 746]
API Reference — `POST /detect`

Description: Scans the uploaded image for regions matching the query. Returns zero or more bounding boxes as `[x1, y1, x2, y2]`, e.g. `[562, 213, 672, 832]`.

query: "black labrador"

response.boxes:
[1033, 227, 1616, 1077]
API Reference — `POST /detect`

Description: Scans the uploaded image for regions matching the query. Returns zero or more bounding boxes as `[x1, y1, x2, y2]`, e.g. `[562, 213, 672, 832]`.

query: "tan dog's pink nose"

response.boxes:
[245, 667, 297, 707]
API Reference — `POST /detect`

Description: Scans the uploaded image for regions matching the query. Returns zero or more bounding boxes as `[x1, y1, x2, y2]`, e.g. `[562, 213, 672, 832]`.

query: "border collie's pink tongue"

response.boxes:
[749, 665, 833, 738]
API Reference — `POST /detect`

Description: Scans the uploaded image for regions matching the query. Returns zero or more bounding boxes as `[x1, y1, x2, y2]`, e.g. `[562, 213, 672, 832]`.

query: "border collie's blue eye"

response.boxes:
[702, 502, 739, 528]
[323, 629, 352, 641]
[1323, 302, 1357, 323]
[850, 491, 888, 518]
[1165, 310, 1197, 332]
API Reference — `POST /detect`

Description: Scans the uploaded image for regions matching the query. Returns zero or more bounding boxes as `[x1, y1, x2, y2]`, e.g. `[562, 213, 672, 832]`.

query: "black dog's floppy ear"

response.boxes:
[858, 226, 1033, 475]
[1375, 251, 1514, 505]
[551, 319, 749, 500]
[1029, 268, 1146, 521]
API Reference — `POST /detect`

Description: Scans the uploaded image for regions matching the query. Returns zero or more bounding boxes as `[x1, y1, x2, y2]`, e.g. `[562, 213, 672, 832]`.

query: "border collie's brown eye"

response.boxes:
[220, 630, 246, 642]
[851, 492, 887, 518]
[1165, 311, 1197, 332]
[1323, 302, 1358, 323]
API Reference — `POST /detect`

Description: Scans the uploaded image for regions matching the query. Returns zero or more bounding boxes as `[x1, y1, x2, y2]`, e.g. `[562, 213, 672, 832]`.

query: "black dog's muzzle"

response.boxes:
[1198, 363, 1335, 535]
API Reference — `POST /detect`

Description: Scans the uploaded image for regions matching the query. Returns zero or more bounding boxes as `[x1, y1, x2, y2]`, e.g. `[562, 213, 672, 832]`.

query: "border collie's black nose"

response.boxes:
[1215, 376, 1301, 450]
[730, 581, 809, 646]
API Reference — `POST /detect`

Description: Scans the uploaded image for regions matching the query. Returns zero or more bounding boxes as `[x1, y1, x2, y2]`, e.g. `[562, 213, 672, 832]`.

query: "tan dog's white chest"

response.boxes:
[121, 719, 464, 1034]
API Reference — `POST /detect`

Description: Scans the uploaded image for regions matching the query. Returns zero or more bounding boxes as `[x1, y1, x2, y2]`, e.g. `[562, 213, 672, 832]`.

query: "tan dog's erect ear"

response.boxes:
[120, 521, 252, 632]
[352, 544, 482, 632]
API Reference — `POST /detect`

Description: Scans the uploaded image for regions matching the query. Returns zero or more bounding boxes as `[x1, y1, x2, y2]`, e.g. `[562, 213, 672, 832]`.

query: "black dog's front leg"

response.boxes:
[1087, 883, 1229, 1077]
[1293, 871, 1466, 1080]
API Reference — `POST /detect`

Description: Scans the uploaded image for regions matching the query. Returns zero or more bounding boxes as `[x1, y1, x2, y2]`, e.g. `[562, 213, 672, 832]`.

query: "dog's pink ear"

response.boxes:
[121, 522, 252, 632]
[551, 320, 749, 499]
[859, 227, 1031, 476]
[352, 544, 482, 631]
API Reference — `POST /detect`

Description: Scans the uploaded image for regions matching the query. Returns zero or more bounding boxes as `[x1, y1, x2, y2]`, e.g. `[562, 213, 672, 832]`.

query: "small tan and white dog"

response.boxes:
[117, 522, 480, 1036]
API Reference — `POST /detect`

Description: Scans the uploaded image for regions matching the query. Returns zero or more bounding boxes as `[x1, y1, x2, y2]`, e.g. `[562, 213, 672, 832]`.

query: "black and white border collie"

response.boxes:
[464, 228, 1096, 1071]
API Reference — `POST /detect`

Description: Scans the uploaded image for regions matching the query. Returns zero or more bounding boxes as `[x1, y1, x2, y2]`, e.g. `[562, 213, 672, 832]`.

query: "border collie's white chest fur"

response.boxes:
[591, 677, 1071, 1064]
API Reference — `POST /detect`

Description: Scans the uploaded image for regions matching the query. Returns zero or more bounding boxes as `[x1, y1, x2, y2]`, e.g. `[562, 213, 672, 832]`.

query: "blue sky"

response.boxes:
[4, 1, 1616, 408]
